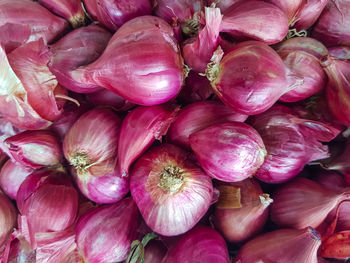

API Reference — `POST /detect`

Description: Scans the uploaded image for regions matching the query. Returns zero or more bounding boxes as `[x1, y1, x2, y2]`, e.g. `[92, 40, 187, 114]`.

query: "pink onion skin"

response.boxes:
[1, 233, 35, 263]
[167, 101, 248, 150]
[0, 192, 17, 250]
[189, 122, 266, 182]
[4, 130, 62, 169]
[249, 105, 332, 184]
[278, 50, 326, 102]
[294, 0, 328, 30]
[49, 25, 112, 94]
[270, 178, 344, 229]
[83, 0, 152, 31]
[329, 46, 350, 60]
[76, 198, 139, 263]
[72, 16, 185, 106]
[87, 89, 135, 111]
[182, 7, 222, 73]
[210, 41, 287, 115]
[0, 0, 68, 53]
[17, 170, 78, 248]
[213, 179, 272, 243]
[207, 0, 243, 13]
[161, 226, 230, 263]
[0, 160, 33, 199]
[312, 0, 350, 47]
[235, 227, 321, 263]
[264, 0, 306, 25]
[221, 1, 288, 45]
[130, 144, 213, 236]
[118, 104, 179, 177]
[38, 0, 86, 28]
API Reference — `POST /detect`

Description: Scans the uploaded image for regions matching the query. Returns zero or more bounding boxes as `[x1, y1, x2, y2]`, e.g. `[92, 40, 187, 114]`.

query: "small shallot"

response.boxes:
[293, 0, 328, 30]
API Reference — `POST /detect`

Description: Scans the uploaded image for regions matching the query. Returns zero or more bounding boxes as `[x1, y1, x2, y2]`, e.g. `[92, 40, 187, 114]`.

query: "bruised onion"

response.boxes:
[72, 16, 185, 106]
[130, 144, 213, 236]
[118, 104, 179, 177]
[207, 41, 287, 115]
[213, 179, 272, 243]
[49, 25, 112, 93]
[189, 122, 266, 182]
[0, 192, 17, 250]
[167, 101, 247, 150]
[0, 0, 68, 53]
[87, 89, 134, 111]
[293, 0, 328, 30]
[221, 1, 288, 44]
[83, 0, 152, 31]
[0, 160, 33, 199]
[4, 130, 62, 169]
[236, 227, 321, 263]
[76, 198, 139, 263]
[161, 226, 229, 263]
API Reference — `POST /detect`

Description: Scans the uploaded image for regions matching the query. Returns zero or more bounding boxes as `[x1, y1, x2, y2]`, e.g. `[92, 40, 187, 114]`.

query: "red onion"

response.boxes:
[118, 104, 179, 177]
[4, 130, 62, 169]
[312, 0, 350, 47]
[0, 160, 33, 199]
[87, 89, 135, 111]
[0, 192, 17, 250]
[329, 46, 350, 60]
[207, 41, 287, 115]
[294, 0, 328, 30]
[168, 101, 247, 150]
[130, 144, 213, 236]
[322, 56, 350, 126]
[270, 178, 347, 229]
[221, 1, 288, 44]
[321, 230, 350, 259]
[63, 109, 126, 203]
[213, 179, 272, 243]
[83, 0, 152, 31]
[236, 227, 321, 263]
[249, 105, 335, 183]
[189, 122, 266, 182]
[76, 198, 139, 263]
[49, 25, 112, 94]
[17, 170, 78, 248]
[265, 0, 306, 26]
[182, 7, 222, 73]
[72, 16, 185, 106]
[161, 226, 229, 263]
[38, 0, 86, 28]
[0, 0, 68, 53]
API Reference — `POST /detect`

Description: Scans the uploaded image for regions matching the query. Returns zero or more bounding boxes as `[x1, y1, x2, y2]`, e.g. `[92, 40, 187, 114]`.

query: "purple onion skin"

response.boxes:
[83, 0, 152, 31]
[211, 41, 288, 115]
[161, 226, 230, 263]
[329, 46, 350, 60]
[189, 122, 266, 182]
[294, 0, 328, 30]
[0, 192, 17, 250]
[49, 25, 112, 93]
[76, 198, 139, 263]
[207, 0, 244, 13]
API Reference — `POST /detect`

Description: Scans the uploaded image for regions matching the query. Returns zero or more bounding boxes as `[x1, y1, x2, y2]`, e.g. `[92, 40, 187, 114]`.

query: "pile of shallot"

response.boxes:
[0, 0, 349, 262]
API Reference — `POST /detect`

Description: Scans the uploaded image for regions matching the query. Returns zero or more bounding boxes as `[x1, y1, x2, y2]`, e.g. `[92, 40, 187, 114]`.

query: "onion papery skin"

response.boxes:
[207, 0, 244, 13]
[293, 0, 328, 30]
[0, 160, 33, 199]
[38, 0, 86, 28]
[87, 89, 135, 111]
[17, 170, 78, 248]
[4, 130, 62, 169]
[278, 50, 326, 102]
[161, 226, 230, 263]
[209, 41, 287, 115]
[213, 179, 272, 243]
[168, 101, 247, 150]
[189, 122, 266, 182]
[49, 25, 112, 94]
[322, 57, 350, 126]
[76, 198, 139, 263]
[270, 178, 344, 229]
[130, 144, 213, 236]
[0, 0, 68, 53]
[264, 0, 306, 26]
[321, 230, 350, 259]
[235, 227, 321, 263]
[221, 1, 288, 45]
[329, 46, 350, 60]
[1, 232, 36, 263]
[83, 0, 152, 31]
[72, 16, 185, 106]
[0, 192, 17, 250]
[249, 105, 331, 184]
[312, 0, 350, 47]
[118, 104, 179, 177]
